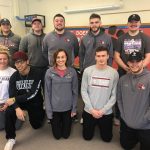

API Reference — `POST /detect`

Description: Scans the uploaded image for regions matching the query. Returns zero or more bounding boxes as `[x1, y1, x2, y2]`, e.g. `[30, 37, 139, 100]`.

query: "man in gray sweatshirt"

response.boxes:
[117, 51, 150, 150]
[0, 18, 21, 67]
[79, 13, 113, 72]
[19, 18, 48, 88]
[19, 18, 48, 69]
[81, 46, 119, 142]
[42, 14, 79, 67]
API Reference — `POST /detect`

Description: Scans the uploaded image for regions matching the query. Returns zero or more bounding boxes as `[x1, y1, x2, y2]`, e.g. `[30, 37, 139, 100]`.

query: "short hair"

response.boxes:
[89, 13, 101, 20]
[53, 49, 68, 67]
[116, 29, 125, 38]
[95, 46, 109, 54]
[53, 14, 65, 21]
[108, 25, 117, 35]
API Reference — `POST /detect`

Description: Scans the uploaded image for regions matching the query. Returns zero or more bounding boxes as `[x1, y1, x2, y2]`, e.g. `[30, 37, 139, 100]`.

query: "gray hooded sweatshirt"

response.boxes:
[79, 28, 113, 71]
[0, 31, 21, 66]
[44, 67, 78, 119]
[42, 30, 79, 67]
[19, 31, 48, 68]
[117, 69, 150, 129]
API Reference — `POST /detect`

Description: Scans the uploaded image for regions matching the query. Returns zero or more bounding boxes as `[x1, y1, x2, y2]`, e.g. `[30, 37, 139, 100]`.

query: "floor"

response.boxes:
[0, 97, 139, 150]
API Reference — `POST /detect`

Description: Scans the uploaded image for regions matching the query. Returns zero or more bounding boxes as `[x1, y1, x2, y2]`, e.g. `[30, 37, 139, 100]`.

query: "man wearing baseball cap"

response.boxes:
[19, 18, 48, 89]
[3, 51, 45, 150]
[117, 51, 150, 150]
[19, 18, 48, 69]
[0, 18, 21, 67]
[115, 14, 150, 77]
[114, 14, 150, 127]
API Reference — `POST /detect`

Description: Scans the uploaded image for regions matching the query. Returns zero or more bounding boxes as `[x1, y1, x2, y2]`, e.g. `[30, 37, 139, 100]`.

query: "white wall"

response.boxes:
[5, 0, 150, 36]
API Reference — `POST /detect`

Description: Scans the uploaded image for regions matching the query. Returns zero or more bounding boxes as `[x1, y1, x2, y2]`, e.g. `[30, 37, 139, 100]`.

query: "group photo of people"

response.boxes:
[0, 1, 150, 150]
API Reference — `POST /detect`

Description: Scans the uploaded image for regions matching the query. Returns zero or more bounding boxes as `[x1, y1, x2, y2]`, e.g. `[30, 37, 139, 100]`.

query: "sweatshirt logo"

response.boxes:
[137, 82, 145, 90]
[99, 40, 105, 45]
[64, 38, 70, 42]
[16, 80, 34, 91]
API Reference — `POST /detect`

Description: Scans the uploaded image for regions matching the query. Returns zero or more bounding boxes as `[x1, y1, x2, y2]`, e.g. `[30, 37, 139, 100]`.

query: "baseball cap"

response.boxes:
[128, 51, 143, 62]
[128, 14, 141, 22]
[0, 18, 11, 26]
[12, 51, 28, 62]
[31, 18, 42, 24]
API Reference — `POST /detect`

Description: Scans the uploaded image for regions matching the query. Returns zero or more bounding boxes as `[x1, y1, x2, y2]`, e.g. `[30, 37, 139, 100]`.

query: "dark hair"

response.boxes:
[53, 14, 65, 21]
[89, 13, 101, 20]
[53, 49, 68, 67]
[95, 46, 109, 54]
[108, 25, 117, 35]
[116, 29, 125, 38]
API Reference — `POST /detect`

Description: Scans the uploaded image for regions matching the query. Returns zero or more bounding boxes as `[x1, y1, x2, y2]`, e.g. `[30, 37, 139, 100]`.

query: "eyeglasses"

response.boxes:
[15, 60, 25, 65]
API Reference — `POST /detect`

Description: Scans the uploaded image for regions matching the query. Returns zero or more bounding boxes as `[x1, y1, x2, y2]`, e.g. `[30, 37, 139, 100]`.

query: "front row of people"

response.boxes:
[0, 46, 150, 150]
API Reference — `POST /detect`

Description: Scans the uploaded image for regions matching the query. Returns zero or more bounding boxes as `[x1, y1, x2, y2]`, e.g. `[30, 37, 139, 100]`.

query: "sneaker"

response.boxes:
[80, 118, 83, 124]
[72, 114, 78, 123]
[4, 139, 16, 150]
[114, 118, 120, 126]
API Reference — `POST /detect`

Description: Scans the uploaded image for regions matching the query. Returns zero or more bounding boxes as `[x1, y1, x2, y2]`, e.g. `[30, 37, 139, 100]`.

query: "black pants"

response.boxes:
[82, 111, 113, 142]
[50, 110, 72, 139]
[120, 119, 150, 150]
[5, 101, 45, 139]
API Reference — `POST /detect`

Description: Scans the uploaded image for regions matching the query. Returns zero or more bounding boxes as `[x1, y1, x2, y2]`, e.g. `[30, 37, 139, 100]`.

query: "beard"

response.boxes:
[90, 26, 100, 34]
[55, 26, 64, 32]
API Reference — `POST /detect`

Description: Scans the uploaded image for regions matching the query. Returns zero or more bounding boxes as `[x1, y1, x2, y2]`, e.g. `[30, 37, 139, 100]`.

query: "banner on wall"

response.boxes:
[66, 24, 150, 69]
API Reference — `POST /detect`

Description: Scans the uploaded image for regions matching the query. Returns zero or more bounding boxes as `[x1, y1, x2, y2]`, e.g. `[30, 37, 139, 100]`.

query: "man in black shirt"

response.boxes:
[4, 51, 45, 150]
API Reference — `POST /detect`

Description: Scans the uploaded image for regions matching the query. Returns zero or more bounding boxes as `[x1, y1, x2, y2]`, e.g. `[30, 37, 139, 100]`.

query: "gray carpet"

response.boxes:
[0, 97, 139, 150]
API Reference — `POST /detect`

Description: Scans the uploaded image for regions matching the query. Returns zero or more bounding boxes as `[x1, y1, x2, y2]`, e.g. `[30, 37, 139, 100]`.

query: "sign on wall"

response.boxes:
[66, 24, 150, 69]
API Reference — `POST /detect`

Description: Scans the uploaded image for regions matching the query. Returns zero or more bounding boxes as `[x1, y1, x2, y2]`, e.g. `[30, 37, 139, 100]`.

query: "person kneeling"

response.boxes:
[4, 51, 45, 150]
[45, 49, 78, 139]
[81, 46, 119, 142]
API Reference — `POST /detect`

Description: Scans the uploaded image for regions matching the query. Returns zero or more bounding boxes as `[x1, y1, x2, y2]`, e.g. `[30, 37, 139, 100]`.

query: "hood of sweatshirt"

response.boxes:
[0, 30, 14, 37]
[88, 27, 105, 48]
[31, 31, 45, 47]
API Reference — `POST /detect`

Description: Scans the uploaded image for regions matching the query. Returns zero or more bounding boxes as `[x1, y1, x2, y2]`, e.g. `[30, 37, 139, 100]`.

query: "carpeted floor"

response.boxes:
[0, 97, 139, 150]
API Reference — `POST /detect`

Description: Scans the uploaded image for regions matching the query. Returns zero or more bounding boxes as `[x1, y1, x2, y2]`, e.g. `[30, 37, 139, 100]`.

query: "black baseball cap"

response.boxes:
[128, 51, 143, 62]
[128, 14, 141, 22]
[31, 18, 42, 24]
[0, 18, 11, 26]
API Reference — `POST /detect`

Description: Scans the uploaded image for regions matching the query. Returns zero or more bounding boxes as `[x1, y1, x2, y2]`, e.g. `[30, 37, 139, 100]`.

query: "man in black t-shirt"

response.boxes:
[4, 51, 45, 150]
[115, 14, 150, 77]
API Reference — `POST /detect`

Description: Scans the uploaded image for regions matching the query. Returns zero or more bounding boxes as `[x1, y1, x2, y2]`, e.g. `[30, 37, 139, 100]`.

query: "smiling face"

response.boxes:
[56, 51, 67, 68]
[127, 60, 143, 74]
[53, 16, 65, 32]
[128, 20, 141, 32]
[89, 18, 101, 33]
[1, 23, 11, 34]
[0, 53, 9, 70]
[32, 21, 43, 32]
[15, 59, 29, 74]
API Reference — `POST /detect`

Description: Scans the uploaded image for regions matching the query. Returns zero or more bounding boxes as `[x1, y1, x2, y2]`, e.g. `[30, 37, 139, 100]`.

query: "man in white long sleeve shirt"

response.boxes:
[81, 46, 119, 142]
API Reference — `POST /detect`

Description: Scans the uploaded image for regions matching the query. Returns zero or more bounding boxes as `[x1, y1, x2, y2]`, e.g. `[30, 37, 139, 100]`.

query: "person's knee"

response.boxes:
[53, 132, 61, 140]
[120, 139, 135, 150]
[30, 121, 43, 129]
[54, 135, 61, 140]
[101, 136, 112, 142]
[62, 135, 69, 139]
[83, 133, 93, 140]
